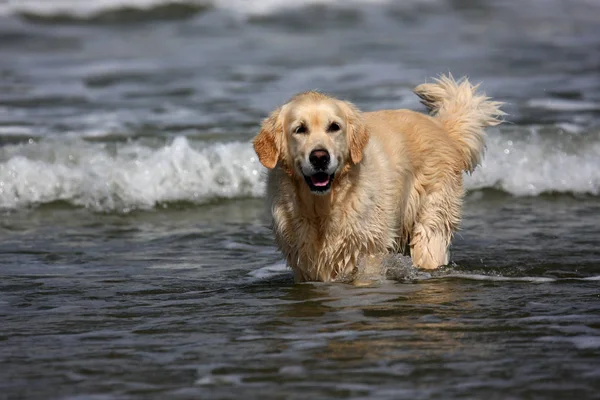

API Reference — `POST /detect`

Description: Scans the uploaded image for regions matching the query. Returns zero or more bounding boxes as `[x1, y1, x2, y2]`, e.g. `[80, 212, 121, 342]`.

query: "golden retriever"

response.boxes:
[253, 75, 504, 282]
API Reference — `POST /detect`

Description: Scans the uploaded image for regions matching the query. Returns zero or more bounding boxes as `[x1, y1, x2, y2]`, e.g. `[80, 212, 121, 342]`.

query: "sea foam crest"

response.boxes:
[1, 131, 599, 211]
[0, 137, 264, 211]
[465, 131, 600, 196]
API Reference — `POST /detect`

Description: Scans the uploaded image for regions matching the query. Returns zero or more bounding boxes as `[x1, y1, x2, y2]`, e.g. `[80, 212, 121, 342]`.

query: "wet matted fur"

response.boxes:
[253, 75, 504, 282]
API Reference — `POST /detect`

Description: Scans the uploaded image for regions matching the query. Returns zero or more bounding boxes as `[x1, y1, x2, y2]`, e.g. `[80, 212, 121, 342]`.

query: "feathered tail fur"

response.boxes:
[414, 74, 505, 172]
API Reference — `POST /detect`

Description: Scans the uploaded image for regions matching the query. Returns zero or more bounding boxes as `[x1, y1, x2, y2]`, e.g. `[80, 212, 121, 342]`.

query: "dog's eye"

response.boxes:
[327, 122, 341, 133]
[294, 125, 307, 134]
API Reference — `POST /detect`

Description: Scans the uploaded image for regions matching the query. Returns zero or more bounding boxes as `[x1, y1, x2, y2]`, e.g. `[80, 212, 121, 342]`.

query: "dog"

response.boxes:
[253, 75, 504, 282]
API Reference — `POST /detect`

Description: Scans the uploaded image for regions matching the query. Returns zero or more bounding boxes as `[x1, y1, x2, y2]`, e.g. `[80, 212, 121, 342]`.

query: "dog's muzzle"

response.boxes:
[303, 149, 335, 194]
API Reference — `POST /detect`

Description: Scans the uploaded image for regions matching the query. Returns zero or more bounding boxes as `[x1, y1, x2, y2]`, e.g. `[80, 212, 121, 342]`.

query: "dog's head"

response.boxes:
[253, 92, 368, 195]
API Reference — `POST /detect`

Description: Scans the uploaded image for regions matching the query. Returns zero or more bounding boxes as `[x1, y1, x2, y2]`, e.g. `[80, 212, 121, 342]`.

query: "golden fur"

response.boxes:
[253, 75, 504, 282]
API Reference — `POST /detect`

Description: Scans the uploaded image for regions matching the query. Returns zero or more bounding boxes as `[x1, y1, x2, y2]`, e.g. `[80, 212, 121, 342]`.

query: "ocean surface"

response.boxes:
[1, 0, 599, 398]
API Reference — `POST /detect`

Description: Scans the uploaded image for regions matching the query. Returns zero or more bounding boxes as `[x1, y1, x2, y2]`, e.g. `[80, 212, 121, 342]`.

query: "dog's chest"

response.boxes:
[272, 199, 391, 281]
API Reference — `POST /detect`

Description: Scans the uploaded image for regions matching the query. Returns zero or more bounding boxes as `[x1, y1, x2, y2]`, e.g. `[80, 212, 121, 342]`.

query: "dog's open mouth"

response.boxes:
[304, 172, 334, 193]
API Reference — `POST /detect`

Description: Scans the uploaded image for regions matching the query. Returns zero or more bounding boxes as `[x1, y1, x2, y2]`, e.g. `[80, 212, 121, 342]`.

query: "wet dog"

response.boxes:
[253, 75, 503, 282]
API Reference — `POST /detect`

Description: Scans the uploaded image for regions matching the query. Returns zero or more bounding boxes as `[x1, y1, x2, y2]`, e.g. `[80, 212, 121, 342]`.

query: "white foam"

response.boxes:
[0, 0, 428, 18]
[1, 127, 600, 211]
[581, 276, 600, 281]
[217, 0, 399, 16]
[195, 373, 242, 386]
[0, 136, 264, 211]
[0, 0, 183, 17]
[527, 98, 600, 112]
[248, 262, 289, 279]
[445, 274, 556, 283]
[444, 274, 600, 283]
[465, 128, 600, 196]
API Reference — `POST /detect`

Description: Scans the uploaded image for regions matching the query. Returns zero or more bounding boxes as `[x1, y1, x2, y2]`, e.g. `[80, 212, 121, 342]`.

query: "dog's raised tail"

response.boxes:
[414, 74, 505, 173]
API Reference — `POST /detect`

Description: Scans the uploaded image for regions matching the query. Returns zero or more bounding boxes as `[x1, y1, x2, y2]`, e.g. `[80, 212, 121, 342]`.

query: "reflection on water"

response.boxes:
[271, 280, 481, 364]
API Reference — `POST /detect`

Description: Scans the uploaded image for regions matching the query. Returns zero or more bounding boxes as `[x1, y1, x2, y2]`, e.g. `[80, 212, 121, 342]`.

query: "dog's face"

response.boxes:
[285, 99, 349, 194]
[253, 92, 368, 195]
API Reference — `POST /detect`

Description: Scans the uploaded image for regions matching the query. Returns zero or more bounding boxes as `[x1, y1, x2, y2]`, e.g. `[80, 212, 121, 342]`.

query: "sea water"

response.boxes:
[1, 0, 599, 398]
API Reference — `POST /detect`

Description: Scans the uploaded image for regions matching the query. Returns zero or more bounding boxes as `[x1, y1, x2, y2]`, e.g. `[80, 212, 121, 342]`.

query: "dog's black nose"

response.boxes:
[309, 149, 330, 170]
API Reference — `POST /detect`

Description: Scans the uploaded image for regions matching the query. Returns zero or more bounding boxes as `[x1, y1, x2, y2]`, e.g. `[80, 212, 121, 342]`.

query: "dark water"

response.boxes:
[1, 0, 600, 399]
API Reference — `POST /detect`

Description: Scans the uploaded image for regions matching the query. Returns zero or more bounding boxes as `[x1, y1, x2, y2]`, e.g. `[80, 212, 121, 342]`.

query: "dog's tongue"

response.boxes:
[310, 173, 330, 187]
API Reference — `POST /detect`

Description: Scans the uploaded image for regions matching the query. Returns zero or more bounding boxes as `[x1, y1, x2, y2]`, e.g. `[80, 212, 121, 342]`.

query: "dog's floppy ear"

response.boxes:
[342, 101, 369, 164]
[253, 107, 283, 169]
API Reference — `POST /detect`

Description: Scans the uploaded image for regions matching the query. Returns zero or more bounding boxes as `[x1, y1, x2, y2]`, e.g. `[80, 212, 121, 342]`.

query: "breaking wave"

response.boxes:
[1, 127, 599, 212]
[0, 137, 263, 211]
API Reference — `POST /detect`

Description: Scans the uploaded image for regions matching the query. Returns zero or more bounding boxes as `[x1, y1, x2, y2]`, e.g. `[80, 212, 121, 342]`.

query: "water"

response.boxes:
[1, 0, 599, 398]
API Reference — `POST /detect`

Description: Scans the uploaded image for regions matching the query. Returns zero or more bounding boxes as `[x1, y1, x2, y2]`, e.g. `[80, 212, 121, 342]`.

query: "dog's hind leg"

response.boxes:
[409, 181, 462, 269]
